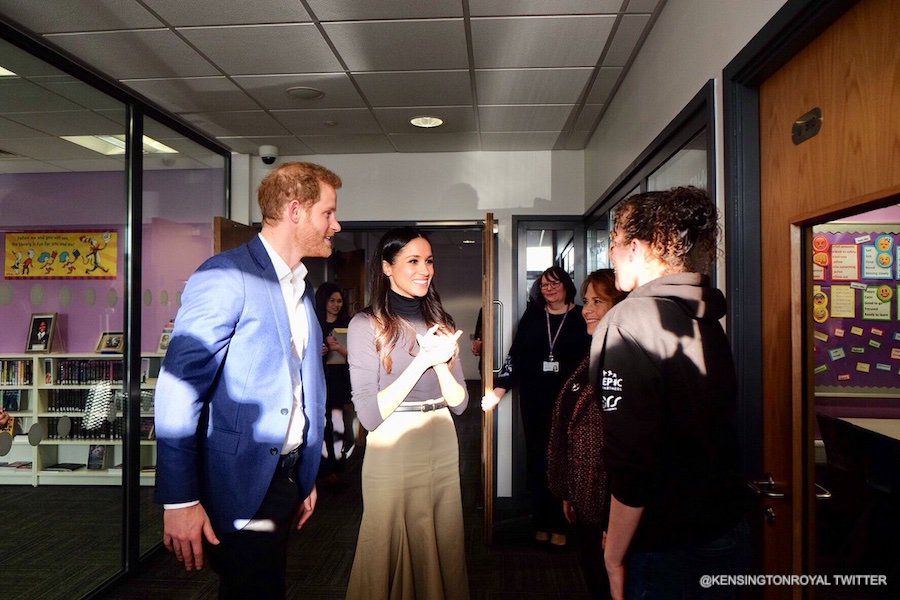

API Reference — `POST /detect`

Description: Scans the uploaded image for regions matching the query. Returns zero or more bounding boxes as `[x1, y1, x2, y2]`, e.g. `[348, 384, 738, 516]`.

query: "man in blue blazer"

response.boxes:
[154, 162, 342, 598]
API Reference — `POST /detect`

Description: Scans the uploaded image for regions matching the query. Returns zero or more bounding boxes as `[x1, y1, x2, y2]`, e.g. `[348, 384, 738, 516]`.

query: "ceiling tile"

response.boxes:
[472, 16, 615, 68]
[585, 67, 622, 104]
[273, 108, 382, 135]
[122, 77, 259, 112]
[300, 134, 395, 154]
[603, 14, 651, 66]
[626, 0, 662, 13]
[233, 73, 366, 109]
[4, 111, 123, 135]
[0, 159, 67, 173]
[0, 39, 70, 77]
[388, 132, 481, 153]
[481, 131, 562, 151]
[0, 0, 163, 33]
[179, 24, 341, 75]
[563, 130, 593, 149]
[222, 136, 314, 155]
[142, 0, 311, 27]
[39, 80, 125, 110]
[0, 80, 86, 113]
[44, 30, 221, 79]
[0, 116, 47, 139]
[572, 104, 604, 131]
[478, 105, 576, 131]
[307, 0, 462, 21]
[324, 20, 468, 71]
[469, 0, 624, 16]
[45, 158, 127, 172]
[373, 106, 476, 134]
[475, 68, 592, 105]
[180, 110, 292, 137]
[354, 71, 472, 107]
[0, 136, 109, 160]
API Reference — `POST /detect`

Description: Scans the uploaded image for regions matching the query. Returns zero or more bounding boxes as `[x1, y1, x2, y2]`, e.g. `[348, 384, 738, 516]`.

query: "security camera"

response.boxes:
[259, 145, 279, 165]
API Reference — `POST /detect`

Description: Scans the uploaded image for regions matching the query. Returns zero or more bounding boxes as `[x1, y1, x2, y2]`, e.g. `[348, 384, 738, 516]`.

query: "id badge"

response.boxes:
[542, 360, 559, 373]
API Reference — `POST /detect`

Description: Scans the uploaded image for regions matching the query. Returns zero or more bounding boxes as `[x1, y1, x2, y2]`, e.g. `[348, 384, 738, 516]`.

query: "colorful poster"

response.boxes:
[830, 244, 859, 280]
[4, 230, 117, 279]
[829, 285, 855, 318]
[812, 227, 899, 390]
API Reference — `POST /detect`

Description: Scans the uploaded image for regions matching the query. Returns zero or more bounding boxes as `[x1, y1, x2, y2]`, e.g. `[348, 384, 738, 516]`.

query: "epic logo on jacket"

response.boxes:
[601, 369, 622, 411]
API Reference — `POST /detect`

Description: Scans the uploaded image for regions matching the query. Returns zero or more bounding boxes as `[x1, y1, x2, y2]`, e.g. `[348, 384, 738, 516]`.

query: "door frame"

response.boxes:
[723, 0, 860, 581]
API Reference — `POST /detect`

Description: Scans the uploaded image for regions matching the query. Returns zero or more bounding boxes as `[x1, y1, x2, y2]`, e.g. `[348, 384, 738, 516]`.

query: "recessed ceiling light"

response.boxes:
[0, 65, 17, 77]
[410, 115, 444, 128]
[286, 86, 325, 101]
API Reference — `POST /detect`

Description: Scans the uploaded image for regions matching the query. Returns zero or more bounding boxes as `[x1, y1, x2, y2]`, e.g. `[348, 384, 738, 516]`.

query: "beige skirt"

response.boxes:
[345, 407, 469, 600]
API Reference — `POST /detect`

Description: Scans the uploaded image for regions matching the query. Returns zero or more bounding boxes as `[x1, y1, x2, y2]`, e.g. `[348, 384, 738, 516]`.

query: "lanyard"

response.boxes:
[545, 305, 571, 362]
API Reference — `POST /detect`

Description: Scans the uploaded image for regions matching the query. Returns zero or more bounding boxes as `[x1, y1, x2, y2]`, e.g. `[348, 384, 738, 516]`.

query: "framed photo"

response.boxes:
[26, 313, 57, 352]
[96, 331, 124, 354]
[158, 330, 173, 353]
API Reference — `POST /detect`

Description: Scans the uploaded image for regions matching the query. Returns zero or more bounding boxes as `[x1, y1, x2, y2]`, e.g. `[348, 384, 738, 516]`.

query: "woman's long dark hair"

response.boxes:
[314, 281, 348, 328]
[363, 227, 456, 371]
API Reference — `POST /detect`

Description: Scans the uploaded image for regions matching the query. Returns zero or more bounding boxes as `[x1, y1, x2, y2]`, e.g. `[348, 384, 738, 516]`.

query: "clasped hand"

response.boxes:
[415, 324, 463, 367]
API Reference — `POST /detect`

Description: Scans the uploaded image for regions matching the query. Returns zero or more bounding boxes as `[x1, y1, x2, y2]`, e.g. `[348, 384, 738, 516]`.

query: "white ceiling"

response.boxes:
[0, 0, 664, 171]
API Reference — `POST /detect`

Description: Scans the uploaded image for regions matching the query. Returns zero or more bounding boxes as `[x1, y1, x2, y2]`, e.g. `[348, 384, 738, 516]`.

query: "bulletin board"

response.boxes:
[811, 224, 900, 396]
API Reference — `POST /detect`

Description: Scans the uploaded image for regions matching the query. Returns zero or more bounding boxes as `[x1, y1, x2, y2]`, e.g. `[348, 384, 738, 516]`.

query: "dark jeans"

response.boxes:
[573, 523, 612, 599]
[625, 518, 751, 600]
[206, 453, 302, 600]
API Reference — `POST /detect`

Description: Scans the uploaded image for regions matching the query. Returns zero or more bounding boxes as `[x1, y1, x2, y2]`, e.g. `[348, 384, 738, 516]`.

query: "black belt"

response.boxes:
[278, 447, 300, 471]
[394, 400, 448, 413]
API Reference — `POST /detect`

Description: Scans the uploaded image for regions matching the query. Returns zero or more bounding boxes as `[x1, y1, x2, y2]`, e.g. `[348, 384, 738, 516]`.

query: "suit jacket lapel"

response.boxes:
[247, 236, 293, 360]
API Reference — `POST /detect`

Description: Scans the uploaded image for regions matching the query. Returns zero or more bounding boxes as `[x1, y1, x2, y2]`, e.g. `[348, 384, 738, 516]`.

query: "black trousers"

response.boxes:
[206, 453, 301, 600]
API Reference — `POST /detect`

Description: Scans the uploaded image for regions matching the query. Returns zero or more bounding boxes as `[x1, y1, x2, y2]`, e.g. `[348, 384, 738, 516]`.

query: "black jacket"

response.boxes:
[589, 273, 747, 550]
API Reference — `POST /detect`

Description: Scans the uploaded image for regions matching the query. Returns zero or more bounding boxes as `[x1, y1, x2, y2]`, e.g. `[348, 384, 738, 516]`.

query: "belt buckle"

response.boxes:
[422, 402, 435, 412]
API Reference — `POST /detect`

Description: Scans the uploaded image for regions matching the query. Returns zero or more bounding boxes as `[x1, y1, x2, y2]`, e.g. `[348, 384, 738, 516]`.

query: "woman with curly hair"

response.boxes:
[592, 187, 749, 599]
[345, 227, 469, 600]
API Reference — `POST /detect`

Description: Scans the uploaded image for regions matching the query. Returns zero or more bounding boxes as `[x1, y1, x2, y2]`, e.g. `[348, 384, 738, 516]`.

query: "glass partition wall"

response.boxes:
[0, 29, 229, 599]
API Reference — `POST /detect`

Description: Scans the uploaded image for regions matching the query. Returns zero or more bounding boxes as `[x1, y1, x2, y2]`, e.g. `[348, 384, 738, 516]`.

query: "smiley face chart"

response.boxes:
[811, 226, 899, 391]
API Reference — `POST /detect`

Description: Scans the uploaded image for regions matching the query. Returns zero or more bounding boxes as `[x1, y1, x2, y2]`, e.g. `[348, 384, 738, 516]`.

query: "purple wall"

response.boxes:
[0, 169, 224, 353]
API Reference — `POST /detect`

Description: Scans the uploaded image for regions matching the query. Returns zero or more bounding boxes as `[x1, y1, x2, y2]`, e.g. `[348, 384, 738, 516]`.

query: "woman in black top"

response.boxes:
[482, 266, 591, 547]
[314, 282, 354, 475]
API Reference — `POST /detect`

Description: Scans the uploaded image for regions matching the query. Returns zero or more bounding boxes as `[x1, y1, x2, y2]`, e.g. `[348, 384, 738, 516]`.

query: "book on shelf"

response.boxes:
[43, 463, 86, 471]
[2, 389, 21, 411]
[0, 461, 32, 471]
[87, 444, 108, 470]
[139, 417, 155, 440]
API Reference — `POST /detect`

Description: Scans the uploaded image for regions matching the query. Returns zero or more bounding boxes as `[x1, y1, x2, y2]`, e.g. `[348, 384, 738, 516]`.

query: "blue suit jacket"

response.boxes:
[153, 236, 325, 534]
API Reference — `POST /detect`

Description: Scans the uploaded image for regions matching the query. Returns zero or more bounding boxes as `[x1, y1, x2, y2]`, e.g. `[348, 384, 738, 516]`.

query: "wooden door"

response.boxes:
[481, 212, 496, 544]
[758, 0, 899, 591]
[213, 216, 258, 254]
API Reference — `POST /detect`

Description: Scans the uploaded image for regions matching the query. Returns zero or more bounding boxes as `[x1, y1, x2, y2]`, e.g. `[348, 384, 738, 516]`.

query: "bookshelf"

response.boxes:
[0, 353, 162, 486]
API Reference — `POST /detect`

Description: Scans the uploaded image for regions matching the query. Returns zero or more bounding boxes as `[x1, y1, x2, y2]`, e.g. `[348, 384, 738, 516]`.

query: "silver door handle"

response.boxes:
[747, 474, 786, 499]
[815, 483, 832, 500]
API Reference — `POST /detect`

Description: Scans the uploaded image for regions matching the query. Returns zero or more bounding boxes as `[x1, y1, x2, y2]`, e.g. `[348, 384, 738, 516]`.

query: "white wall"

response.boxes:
[584, 0, 788, 209]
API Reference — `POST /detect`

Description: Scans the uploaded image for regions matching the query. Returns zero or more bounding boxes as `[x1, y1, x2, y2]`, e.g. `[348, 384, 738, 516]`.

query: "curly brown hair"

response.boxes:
[258, 162, 342, 225]
[613, 186, 719, 274]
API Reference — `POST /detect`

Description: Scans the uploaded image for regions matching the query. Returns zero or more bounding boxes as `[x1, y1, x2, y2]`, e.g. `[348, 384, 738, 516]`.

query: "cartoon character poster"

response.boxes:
[4, 230, 118, 279]
[810, 227, 899, 391]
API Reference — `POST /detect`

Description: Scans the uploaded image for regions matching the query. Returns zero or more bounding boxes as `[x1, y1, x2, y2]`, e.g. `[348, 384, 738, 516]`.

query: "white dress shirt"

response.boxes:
[258, 233, 308, 454]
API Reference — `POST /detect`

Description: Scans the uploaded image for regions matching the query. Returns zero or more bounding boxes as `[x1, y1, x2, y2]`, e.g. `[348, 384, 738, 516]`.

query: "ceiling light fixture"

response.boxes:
[61, 134, 178, 156]
[410, 115, 444, 128]
[0, 65, 17, 77]
[286, 86, 325, 101]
